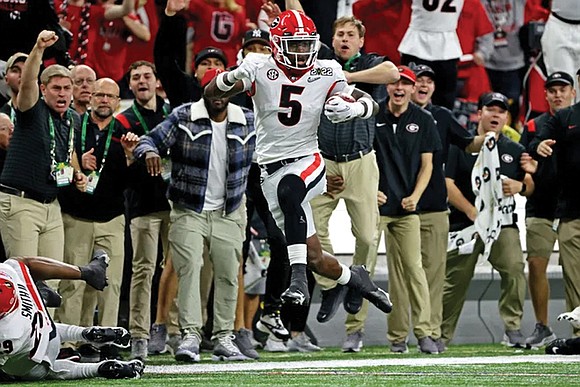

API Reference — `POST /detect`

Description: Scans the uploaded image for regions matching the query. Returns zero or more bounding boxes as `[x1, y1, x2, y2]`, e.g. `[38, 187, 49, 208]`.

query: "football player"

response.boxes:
[205, 10, 392, 314]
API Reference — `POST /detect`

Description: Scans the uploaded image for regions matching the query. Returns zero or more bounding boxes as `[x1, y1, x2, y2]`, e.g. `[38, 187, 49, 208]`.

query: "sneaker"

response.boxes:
[97, 359, 144, 379]
[525, 323, 557, 348]
[130, 338, 148, 361]
[349, 265, 392, 314]
[57, 347, 81, 362]
[148, 324, 168, 355]
[264, 337, 289, 352]
[557, 306, 580, 329]
[82, 327, 131, 348]
[100, 344, 122, 361]
[287, 332, 322, 353]
[212, 334, 250, 361]
[434, 338, 447, 354]
[342, 331, 364, 353]
[256, 311, 291, 340]
[390, 341, 409, 354]
[545, 338, 574, 355]
[78, 344, 101, 363]
[418, 336, 439, 354]
[234, 328, 260, 359]
[503, 329, 525, 348]
[281, 278, 310, 306]
[167, 334, 182, 355]
[175, 331, 201, 362]
[316, 285, 347, 323]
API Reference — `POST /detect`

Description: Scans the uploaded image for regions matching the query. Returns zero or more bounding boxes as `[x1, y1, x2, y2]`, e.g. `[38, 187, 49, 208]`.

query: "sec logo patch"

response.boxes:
[406, 123, 419, 133]
[267, 69, 279, 80]
[501, 154, 514, 163]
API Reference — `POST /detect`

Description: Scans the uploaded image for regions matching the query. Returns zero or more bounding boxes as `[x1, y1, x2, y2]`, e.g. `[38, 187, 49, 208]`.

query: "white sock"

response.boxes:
[287, 244, 307, 265]
[56, 323, 86, 342]
[50, 360, 100, 380]
[336, 263, 351, 285]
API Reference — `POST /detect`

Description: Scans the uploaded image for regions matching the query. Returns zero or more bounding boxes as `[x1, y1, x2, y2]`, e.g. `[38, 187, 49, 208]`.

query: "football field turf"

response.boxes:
[14, 344, 580, 386]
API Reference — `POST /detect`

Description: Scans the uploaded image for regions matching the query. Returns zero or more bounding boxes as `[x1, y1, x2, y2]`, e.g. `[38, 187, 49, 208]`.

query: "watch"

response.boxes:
[520, 183, 527, 194]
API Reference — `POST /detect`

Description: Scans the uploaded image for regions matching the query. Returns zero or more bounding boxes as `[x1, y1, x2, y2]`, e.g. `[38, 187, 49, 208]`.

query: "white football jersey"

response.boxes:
[398, 0, 464, 60]
[0, 260, 55, 375]
[244, 55, 347, 164]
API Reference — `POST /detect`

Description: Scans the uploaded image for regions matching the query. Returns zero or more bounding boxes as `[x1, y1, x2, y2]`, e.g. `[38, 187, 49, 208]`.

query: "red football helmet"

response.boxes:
[270, 10, 319, 72]
[0, 272, 18, 319]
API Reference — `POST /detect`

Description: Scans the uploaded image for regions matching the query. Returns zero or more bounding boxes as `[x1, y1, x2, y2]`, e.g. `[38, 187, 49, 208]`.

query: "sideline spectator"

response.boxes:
[71, 64, 97, 115]
[0, 53, 28, 118]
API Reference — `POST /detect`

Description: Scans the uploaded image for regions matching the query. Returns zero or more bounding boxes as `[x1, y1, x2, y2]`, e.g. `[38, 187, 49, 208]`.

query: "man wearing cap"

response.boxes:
[520, 71, 575, 348]
[530, 67, 580, 338]
[309, 15, 399, 353]
[0, 53, 28, 119]
[115, 60, 172, 361]
[374, 65, 442, 354]
[133, 68, 255, 363]
[441, 92, 531, 348]
[0, 31, 84, 269]
[404, 63, 485, 352]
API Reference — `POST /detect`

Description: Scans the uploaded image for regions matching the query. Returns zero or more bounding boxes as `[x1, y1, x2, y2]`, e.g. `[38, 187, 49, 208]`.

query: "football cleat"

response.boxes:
[83, 327, 131, 348]
[97, 359, 144, 379]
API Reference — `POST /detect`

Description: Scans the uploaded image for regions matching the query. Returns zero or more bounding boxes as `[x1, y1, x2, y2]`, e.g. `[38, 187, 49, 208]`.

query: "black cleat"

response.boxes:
[545, 339, 574, 355]
[349, 265, 392, 314]
[97, 359, 144, 379]
[83, 327, 131, 348]
[281, 279, 309, 306]
[316, 285, 347, 323]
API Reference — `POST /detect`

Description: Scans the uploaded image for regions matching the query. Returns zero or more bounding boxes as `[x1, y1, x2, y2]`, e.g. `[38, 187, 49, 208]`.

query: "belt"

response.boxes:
[0, 184, 55, 204]
[552, 12, 580, 25]
[261, 156, 306, 175]
[320, 148, 371, 163]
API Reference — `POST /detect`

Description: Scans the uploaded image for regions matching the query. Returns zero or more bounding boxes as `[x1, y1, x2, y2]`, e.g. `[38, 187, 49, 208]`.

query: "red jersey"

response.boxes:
[186, 0, 246, 67]
[124, 2, 159, 69]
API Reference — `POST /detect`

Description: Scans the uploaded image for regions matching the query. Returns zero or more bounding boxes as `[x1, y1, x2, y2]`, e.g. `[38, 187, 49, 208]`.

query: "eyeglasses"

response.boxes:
[74, 78, 96, 86]
[92, 92, 119, 100]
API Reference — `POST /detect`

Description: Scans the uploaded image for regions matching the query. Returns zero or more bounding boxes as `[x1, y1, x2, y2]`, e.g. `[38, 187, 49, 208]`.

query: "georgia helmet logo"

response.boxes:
[270, 17, 280, 28]
[501, 154, 514, 163]
[406, 123, 419, 133]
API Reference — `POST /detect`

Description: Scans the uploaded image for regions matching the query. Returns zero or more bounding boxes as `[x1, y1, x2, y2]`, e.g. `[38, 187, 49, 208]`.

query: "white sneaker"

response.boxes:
[264, 337, 288, 352]
[287, 332, 322, 353]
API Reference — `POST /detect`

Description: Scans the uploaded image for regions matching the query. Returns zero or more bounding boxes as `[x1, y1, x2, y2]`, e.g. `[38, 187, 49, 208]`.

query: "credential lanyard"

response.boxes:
[81, 113, 115, 174]
[131, 102, 169, 134]
[48, 111, 75, 169]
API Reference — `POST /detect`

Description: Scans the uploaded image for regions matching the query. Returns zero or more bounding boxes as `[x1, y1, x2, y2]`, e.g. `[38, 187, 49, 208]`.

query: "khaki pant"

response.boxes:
[526, 217, 557, 259]
[129, 211, 171, 339]
[390, 211, 448, 339]
[441, 227, 526, 343]
[55, 214, 126, 332]
[311, 152, 379, 334]
[169, 203, 246, 337]
[378, 214, 431, 342]
[559, 219, 580, 336]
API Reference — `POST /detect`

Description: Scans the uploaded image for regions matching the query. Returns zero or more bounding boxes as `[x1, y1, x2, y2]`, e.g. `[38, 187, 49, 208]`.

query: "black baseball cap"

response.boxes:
[545, 71, 574, 88]
[478, 92, 509, 110]
[409, 62, 435, 79]
[243, 29, 270, 49]
[195, 47, 228, 68]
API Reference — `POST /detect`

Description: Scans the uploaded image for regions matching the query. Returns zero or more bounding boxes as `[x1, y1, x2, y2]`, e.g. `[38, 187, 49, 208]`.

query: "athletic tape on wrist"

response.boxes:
[216, 72, 235, 92]
[357, 97, 373, 119]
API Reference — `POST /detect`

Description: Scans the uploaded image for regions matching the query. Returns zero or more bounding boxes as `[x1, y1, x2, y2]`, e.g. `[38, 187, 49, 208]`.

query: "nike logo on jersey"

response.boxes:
[376, 122, 387, 127]
[307, 76, 320, 83]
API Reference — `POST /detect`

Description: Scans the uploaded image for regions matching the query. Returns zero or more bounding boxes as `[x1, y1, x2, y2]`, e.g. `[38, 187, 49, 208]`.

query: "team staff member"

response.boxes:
[531, 68, 580, 337]
[373, 66, 442, 354]
[0, 31, 83, 265]
[520, 71, 575, 348]
[407, 63, 485, 353]
[311, 15, 399, 353]
[56, 78, 134, 361]
[116, 61, 172, 361]
[441, 92, 531, 348]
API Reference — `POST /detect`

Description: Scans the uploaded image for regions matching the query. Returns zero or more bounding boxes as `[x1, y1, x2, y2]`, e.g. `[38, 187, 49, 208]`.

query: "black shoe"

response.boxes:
[349, 265, 392, 314]
[82, 327, 131, 348]
[57, 347, 81, 362]
[36, 281, 62, 308]
[545, 338, 574, 355]
[344, 287, 363, 315]
[100, 344, 122, 361]
[78, 344, 101, 363]
[97, 359, 144, 379]
[316, 285, 347, 323]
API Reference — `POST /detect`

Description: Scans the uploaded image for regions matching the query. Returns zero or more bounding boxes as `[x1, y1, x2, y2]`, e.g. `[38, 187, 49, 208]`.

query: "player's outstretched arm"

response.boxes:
[345, 61, 399, 86]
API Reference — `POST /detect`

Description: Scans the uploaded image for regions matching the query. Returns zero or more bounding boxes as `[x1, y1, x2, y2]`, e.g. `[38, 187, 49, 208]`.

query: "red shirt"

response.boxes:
[186, 0, 246, 67]
[124, 2, 159, 69]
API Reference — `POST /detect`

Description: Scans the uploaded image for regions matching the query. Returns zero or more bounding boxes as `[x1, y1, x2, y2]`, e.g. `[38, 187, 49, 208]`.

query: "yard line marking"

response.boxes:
[147, 355, 580, 374]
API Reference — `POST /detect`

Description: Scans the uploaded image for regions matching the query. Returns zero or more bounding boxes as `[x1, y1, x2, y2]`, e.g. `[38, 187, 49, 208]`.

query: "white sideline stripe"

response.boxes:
[147, 355, 580, 374]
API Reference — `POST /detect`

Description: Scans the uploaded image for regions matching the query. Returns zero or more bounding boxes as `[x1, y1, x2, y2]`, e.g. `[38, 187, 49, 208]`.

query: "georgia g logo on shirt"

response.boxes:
[406, 123, 419, 133]
[501, 154, 514, 163]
